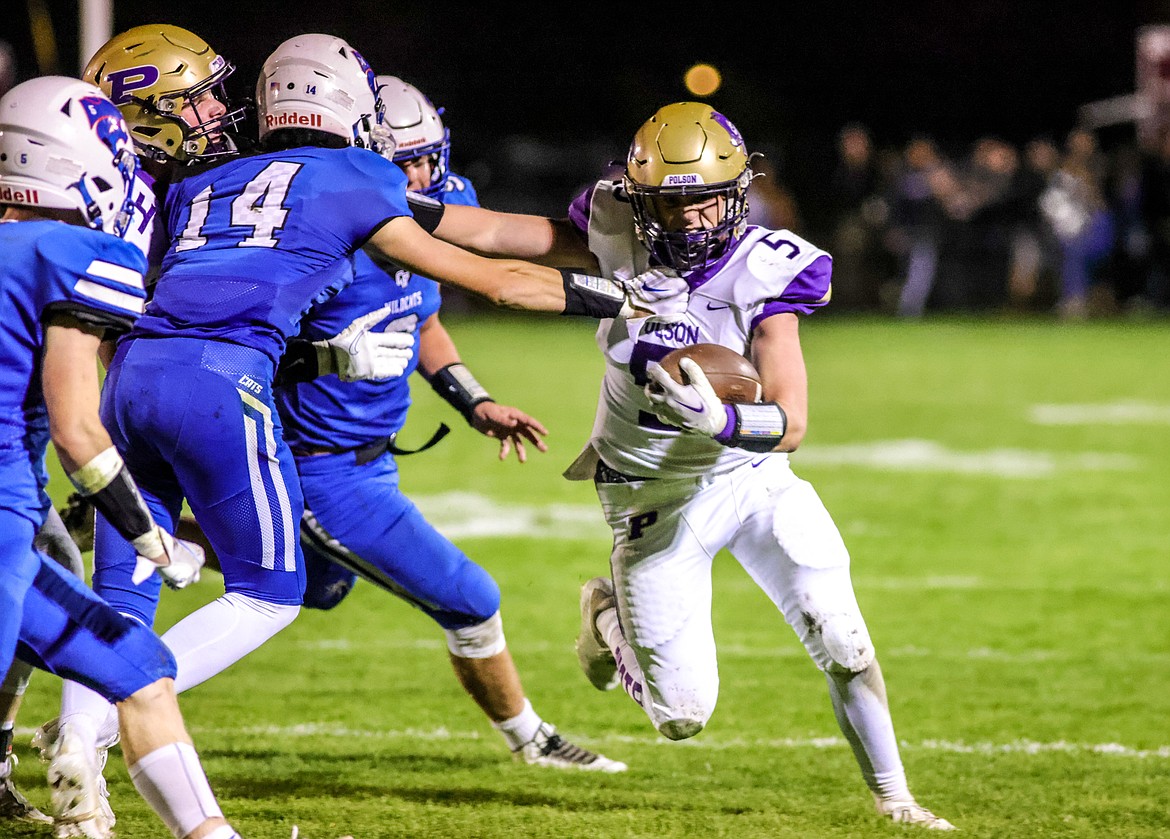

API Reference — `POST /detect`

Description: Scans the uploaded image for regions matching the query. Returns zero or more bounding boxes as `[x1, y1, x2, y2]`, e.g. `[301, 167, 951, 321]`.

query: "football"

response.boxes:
[654, 343, 763, 404]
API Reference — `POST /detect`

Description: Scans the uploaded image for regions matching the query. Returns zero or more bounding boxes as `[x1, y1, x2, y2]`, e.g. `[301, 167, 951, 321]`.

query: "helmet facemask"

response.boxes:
[625, 169, 751, 272]
[131, 63, 247, 162]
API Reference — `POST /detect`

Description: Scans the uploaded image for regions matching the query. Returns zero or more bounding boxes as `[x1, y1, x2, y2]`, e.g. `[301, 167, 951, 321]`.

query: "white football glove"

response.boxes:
[645, 357, 728, 437]
[131, 528, 205, 590]
[617, 267, 690, 319]
[313, 307, 416, 382]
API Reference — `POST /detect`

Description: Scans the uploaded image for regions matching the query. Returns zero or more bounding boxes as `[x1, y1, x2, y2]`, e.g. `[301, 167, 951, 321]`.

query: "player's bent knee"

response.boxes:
[445, 610, 506, 659]
[657, 717, 705, 741]
[818, 612, 875, 675]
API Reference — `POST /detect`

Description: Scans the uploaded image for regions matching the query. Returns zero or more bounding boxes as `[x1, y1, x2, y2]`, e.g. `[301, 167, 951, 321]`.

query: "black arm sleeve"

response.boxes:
[559, 269, 627, 318]
[406, 192, 445, 234]
[86, 465, 156, 545]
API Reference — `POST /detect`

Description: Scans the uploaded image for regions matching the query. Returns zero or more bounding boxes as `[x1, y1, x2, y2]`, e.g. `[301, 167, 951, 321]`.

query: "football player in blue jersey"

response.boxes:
[0, 75, 243, 839]
[427, 102, 955, 830]
[1, 25, 244, 825]
[279, 76, 625, 771]
[52, 32, 670, 818]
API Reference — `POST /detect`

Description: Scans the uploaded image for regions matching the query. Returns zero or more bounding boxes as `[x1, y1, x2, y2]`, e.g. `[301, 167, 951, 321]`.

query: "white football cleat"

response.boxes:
[576, 576, 619, 691]
[513, 722, 627, 773]
[874, 794, 956, 830]
[37, 719, 114, 839]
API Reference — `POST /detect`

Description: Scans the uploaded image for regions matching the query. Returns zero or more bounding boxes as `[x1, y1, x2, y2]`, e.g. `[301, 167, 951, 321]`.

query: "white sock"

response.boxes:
[825, 668, 912, 801]
[596, 606, 650, 711]
[159, 592, 299, 693]
[203, 827, 242, 839]
[491, 698, 542, 749]
[128, 742, 223, 839]
[60, 681, 119, 749]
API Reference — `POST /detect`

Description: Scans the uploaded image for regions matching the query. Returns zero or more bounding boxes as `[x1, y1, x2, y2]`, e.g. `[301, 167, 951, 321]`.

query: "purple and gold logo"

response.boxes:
[105, 65, 160, 105]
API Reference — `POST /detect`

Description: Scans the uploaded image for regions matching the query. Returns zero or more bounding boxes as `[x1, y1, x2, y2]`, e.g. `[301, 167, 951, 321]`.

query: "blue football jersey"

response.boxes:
[0, 220, 146, 520]
[276, 172, 479, 451]
[129, 146, 412, 364]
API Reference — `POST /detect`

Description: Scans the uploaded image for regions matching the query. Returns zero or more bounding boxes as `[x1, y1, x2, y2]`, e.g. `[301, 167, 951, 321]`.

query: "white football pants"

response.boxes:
[595, 452, 872, 734]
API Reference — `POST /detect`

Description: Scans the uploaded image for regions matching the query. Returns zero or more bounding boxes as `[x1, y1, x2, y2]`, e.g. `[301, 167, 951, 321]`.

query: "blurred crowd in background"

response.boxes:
[7, 28, 1170, 322]
[770, 122, 1170, 320]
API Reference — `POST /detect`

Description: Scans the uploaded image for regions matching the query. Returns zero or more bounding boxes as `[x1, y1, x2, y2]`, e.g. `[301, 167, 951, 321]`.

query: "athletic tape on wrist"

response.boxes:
[68, 447, 124, 495]
[560, 269, 627, 318]
[430, 363, 494, 424]
[71, 448, 157, 547]
[727, 402, 788, 452]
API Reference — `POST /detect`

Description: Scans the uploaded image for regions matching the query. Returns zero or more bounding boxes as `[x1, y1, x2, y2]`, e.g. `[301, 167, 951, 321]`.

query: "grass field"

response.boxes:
[9, 312, 1170, 838]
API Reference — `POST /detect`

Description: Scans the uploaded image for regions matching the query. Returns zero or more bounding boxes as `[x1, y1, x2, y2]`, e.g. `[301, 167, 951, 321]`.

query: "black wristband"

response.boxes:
[273, 338, 321, 386]
[429, 363, 494, 425]
[727, 402, 788, 452]
[559, 269, 627, 319]
[87, 464, 157, 545]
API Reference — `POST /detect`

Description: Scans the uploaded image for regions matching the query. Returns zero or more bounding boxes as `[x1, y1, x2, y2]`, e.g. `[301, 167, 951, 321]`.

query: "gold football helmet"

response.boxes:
[82, 24, 245, 163]
[624, 102, 753, 272]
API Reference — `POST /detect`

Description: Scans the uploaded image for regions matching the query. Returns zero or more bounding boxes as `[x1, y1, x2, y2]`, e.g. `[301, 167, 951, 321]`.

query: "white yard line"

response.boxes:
[790, 439, 1139, 477]
[293, 637, 1170, 664]
[165, 723, 1170, 760]
[1029, 401, 1170, 426]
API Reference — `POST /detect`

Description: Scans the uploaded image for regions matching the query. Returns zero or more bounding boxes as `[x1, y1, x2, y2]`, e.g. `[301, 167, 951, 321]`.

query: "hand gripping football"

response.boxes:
[654, 343, 763, 404]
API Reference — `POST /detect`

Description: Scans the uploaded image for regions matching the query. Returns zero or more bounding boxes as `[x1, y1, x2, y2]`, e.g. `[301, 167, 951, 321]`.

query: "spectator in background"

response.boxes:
[1039, 127, 1114, 320]
[1006, 136, 1062, 311]
[930, 136, 1020, 312]
[747, 153, 801, 232]
[1139, 126, 1170, 312]
[889, 135, 951, 316]
[826, 123, 892, 311]
[1104, 142, 1150, 312]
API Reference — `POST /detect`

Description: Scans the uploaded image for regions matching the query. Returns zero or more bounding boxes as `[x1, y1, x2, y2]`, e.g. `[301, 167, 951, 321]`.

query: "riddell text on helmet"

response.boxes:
[265, 112, 323, 128]
[0, 186, 40, 204]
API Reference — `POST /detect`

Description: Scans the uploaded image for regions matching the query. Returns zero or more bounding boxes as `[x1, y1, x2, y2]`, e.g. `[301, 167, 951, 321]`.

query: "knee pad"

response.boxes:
[657, 717, 705, 741]
[444, 611, 506, 659]
[812, 611, 875, 675]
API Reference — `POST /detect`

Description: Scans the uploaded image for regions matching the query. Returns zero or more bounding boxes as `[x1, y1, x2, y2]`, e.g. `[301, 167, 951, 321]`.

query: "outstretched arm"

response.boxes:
[365, 215, 614, 314]
[434, 204, 599, 270]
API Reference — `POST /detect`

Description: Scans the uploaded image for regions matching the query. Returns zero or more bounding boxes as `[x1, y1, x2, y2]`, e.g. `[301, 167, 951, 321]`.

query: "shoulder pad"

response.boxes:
[36, 227, 148, 322]
[729, 229, 832, 309]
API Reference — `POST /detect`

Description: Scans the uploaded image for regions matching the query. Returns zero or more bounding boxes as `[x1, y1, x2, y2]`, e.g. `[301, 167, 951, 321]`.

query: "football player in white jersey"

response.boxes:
[430, 102, 954, 830]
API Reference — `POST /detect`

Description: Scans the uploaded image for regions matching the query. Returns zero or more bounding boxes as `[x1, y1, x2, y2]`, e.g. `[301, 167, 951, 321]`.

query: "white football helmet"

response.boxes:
[0, 76, 138, 237]
[255, 33, 389, 153]
[376, 75, 450, 199]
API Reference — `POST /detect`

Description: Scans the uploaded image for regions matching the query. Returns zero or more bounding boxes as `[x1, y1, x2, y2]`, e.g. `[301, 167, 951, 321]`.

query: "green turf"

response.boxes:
[10, 312, 1170, 838]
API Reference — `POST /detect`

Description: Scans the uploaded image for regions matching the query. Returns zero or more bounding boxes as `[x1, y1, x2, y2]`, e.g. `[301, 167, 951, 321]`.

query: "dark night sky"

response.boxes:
[4, 2, 1166, 219]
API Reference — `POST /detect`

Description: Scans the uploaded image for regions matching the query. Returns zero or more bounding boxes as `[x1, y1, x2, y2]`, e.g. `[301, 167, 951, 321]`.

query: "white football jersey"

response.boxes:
[122, 170, 167, 280]
[566, 180, 832, 480]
